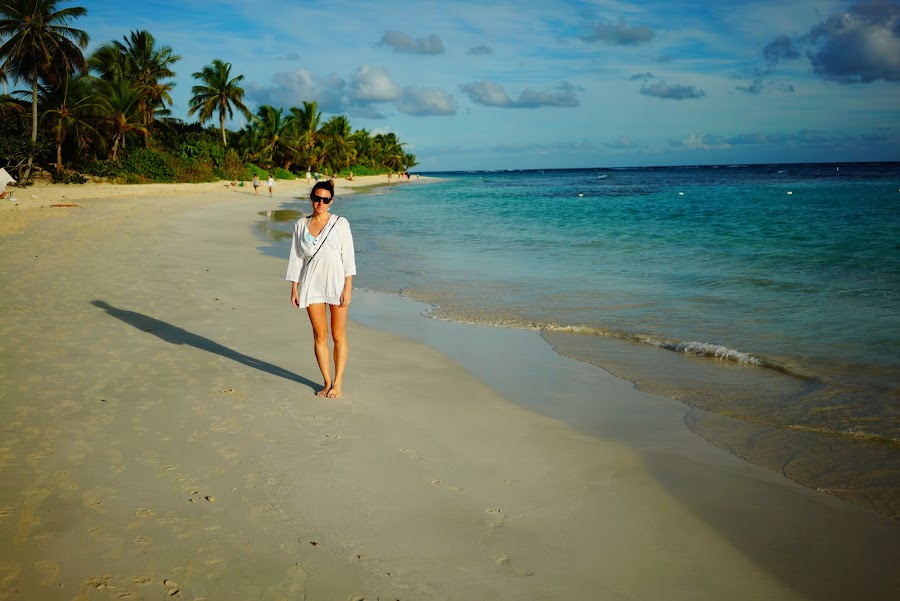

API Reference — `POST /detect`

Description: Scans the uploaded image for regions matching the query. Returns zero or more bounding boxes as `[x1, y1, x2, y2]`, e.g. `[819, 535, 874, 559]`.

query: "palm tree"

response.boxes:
[350, 128, 374, 168]
[39, 71, 101, 171]
[188, 59, 251, 146]
[87, 41, 126, 81]
[0, 0, 89, 183]
[374, 132, 405, 172]
[320, 115, 356, 172]
[403, 152, 418, 173]
[96, 76, 148, 161]
[232, 125, 271, 166]
[94, 30, 181, 127]
[252, 104, 290, 164]
[287, 101, 321, 170]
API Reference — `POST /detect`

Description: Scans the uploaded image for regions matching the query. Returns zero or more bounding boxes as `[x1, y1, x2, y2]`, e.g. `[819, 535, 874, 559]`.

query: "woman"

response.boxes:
[285, 180, 356, 398]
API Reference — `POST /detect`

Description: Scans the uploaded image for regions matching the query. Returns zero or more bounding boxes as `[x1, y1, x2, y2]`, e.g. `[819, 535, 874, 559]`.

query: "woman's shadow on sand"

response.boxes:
[91, 300, 317, 390]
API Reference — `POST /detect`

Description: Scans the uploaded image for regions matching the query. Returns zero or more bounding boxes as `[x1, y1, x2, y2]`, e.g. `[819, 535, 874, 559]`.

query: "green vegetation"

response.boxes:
[0, 1, 417, 186]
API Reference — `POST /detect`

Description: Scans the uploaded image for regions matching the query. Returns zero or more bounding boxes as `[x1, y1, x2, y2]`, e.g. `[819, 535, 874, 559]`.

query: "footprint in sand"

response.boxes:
[14, 488, 50, 544]
[34, 560, 60, 587]
[83, 574, 113, 591]
[188, 491, 216, 504]
[485, 508, 506, 527]
[430, 478, 463, 492]
[398, 448, 422, 461]
[0, 563, 22, 590]
[495, 554, 534, 576]
[135, 508, 156, 518]
[216, 445, 240, 460]
[163, 578, 181, 597]
[137, 451, 161, 466]
[160, 464, 179, 475]
[269, 564, 308, 599]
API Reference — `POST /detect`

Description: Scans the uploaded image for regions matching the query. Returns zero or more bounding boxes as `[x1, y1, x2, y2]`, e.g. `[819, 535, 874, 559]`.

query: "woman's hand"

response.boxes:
[290, 285, 300, 308]
[340, 287, 352, 307]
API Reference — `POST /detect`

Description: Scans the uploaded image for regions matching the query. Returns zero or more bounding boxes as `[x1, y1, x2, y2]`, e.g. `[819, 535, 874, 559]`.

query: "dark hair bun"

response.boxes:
[310, 180, 334, 198]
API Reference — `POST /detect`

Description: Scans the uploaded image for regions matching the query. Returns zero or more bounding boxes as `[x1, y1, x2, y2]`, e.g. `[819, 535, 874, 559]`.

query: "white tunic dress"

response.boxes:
[285, 214, 356, 307]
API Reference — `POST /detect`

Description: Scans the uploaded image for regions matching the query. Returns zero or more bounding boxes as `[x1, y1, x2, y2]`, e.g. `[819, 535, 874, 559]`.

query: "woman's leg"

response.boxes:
[306, 303, 332, 396]
[326, 304, 349, 398]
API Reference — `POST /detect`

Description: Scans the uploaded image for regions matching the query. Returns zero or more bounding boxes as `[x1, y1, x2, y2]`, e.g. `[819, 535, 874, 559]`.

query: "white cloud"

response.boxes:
[349, 65, 402, 102]
[458, 80, 513, 107]
[459, 80, 579, 108]
[245, 69, 347, 113]
[397, 87, 457, 116]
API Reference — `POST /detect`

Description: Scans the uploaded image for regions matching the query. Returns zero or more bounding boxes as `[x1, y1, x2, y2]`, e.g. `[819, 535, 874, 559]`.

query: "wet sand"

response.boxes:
[1, 181, 898, 600]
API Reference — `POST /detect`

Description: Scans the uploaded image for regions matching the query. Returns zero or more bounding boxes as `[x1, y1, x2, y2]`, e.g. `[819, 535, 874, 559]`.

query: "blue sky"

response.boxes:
[68, 0, 900, 170]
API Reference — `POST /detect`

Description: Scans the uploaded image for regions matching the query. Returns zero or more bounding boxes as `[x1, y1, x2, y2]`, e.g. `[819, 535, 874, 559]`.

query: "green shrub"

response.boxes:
[122, 172, 145, 184]
[51, 171, 88, 184]
[177, 158, 216, 183]
[218, 149, 245, 180]
[80, 159, 121, 179]
[271, 167, 295, 179]
[344, 165, 377, 176]
[121, 148, 176, 182]
[240, 163, 267, 180]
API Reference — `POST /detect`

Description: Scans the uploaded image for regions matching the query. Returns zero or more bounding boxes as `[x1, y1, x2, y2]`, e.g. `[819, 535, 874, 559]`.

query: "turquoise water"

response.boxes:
[260, 163, 900, 517]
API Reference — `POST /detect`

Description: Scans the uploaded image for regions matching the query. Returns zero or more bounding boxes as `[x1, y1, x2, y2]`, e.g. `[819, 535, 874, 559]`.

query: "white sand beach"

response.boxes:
[1, 179, 898, 600]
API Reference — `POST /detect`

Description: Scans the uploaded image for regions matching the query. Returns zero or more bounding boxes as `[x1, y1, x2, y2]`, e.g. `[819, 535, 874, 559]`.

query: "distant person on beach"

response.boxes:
[306, 169, 312, 184]
[285, 180, 356, 398]
[252, 174, 260, 196]
[266, 174, 276, 197]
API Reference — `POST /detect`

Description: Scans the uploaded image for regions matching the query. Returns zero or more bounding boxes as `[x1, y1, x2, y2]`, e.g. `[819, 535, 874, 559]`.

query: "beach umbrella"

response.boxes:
[0, 168, 14, 188]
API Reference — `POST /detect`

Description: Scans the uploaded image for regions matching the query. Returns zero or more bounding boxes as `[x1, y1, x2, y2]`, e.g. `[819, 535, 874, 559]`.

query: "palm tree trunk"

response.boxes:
[220, 111, 227, 146]
[56, 125, 64, 173]
[22, 77, 39, 184]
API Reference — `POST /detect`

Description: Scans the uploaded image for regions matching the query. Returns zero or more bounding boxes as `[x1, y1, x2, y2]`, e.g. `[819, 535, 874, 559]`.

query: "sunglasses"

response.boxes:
[311, 195, 333, 204]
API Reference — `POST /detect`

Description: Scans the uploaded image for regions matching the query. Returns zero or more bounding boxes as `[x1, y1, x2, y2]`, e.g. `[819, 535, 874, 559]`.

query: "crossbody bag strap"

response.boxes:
[307, 216, 341, 262]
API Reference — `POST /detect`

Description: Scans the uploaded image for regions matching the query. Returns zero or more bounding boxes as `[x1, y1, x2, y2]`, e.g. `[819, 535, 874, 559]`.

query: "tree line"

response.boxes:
[0, 0, 417, 186]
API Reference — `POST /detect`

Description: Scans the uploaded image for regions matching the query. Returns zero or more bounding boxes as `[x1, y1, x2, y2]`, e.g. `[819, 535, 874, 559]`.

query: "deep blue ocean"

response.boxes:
[259, 162, 900, 516]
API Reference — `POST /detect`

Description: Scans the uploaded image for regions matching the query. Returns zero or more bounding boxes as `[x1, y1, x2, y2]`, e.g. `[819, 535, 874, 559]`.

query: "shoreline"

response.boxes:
[2, 186, 899, 599]
[0, 174, 421, 236]
[260, 175, 900, 521]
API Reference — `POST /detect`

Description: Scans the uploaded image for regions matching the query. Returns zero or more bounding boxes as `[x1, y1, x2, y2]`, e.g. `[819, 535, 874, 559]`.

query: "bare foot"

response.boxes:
[316, 382, 331, 397]
[325, 385, 342, 399]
